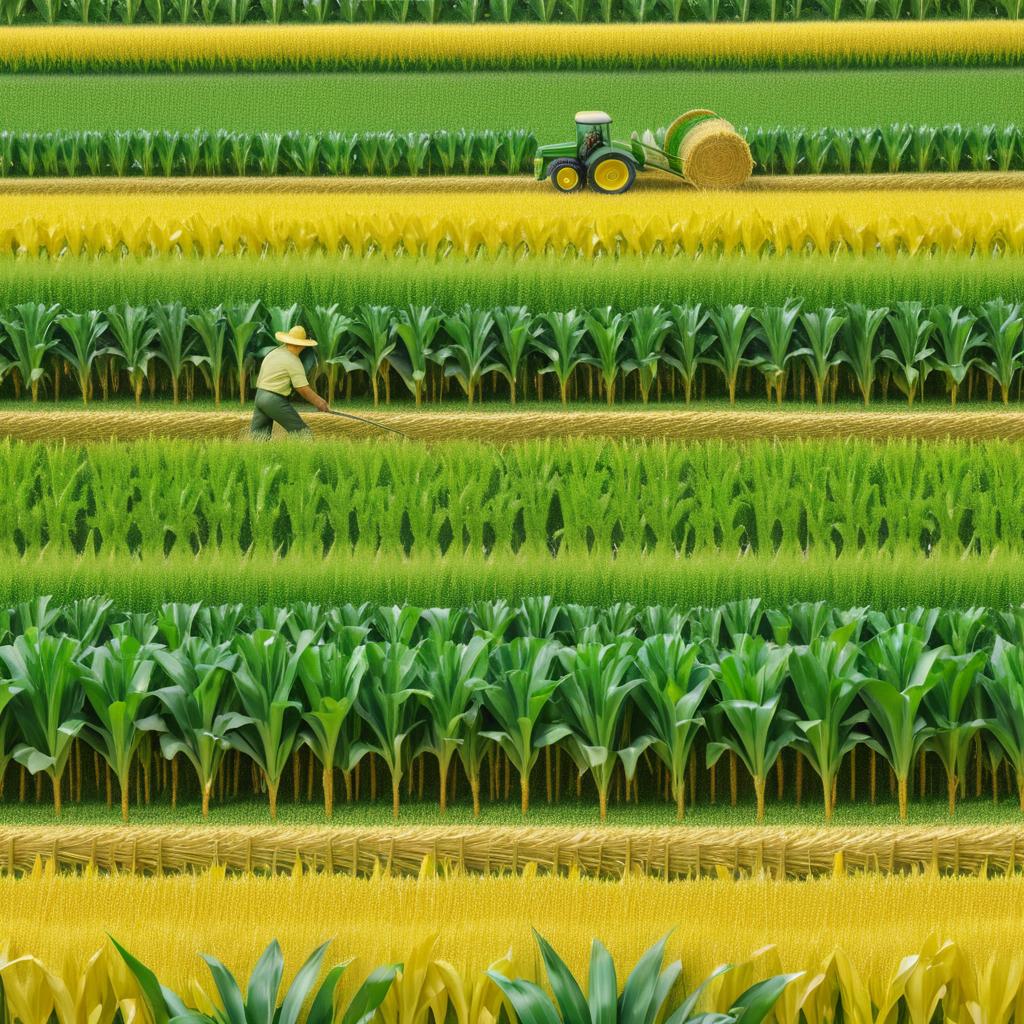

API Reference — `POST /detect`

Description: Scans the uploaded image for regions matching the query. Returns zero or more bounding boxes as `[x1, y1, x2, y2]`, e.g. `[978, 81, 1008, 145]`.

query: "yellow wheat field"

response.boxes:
[4, 868, 1024, 997]
[2, 189, 1022, 258]
[0, 23, 1021, 71]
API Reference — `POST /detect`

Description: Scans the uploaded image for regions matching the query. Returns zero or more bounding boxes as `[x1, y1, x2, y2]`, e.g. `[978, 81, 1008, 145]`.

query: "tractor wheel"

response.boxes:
[548, 159, 585, 193]
[588, 155, 636, 195]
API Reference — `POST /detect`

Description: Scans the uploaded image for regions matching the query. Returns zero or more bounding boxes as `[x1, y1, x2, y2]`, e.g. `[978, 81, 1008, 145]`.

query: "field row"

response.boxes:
[4, 298, 1024, 408]
[4, 823, 1024, 877]
[3, 188, 1022, 258]
[8, 438, 1024, 558]
[2, 870, 1023, 1003]
[1, 253, 1020, 311]
[13, 591, 1024, 819]
[5, 71, 1021, 135]
[3, 123, 1023, 178]
[3, 24, 1024, 73]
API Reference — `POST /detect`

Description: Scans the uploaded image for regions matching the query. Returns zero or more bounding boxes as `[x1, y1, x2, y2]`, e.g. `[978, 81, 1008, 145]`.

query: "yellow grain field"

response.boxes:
[2, 188, 1022, 258]
[4, 868, 1024, 995]
[0, 23, 1020, 71]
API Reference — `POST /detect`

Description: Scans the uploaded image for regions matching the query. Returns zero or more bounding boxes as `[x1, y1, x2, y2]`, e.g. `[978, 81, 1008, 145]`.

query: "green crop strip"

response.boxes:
[4, 594, 1024, 820]
[1, 71, 1020, 136]
[4, 438, 1024, 559]
[1, 254, 1019, 313]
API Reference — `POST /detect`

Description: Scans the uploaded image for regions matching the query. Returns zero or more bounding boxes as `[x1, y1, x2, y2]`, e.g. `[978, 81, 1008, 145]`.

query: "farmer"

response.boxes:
[580, 128, 603, 160]
[250, 324, 330, 439]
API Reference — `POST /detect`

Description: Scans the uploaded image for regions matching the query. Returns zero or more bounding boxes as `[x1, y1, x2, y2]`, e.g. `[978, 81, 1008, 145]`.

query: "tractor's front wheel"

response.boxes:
[588, 155, 636, 195]
[548, 158, 585, 193]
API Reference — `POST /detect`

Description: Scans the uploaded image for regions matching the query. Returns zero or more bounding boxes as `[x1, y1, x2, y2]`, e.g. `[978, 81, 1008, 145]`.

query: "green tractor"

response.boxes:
[533, 111, 637, 195]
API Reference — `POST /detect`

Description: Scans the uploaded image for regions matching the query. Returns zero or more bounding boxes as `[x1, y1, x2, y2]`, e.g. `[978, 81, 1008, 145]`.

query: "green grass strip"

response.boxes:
[1, 253, 1021, 311]
[5, 552, 1024, 608]
[1, 70, 1020, 136]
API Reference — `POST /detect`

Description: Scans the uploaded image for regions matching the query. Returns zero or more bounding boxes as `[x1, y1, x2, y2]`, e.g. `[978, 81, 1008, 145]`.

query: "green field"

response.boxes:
[2, 253, 1022, 311]
[2, 69, 1022, 135]
[0, 798, 1019, 828]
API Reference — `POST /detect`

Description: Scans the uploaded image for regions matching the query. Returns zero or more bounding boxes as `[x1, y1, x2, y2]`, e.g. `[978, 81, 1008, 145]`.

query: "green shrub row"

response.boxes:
[6, 438, 1024, 559]
[2, 125, 1021, 178]
[5, 592, 1024, 820]
[3, 299, 1024, 407]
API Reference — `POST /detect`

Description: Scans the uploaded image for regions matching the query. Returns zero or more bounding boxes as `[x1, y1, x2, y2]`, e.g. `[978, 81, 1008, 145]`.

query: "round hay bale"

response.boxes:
[678, 117, 753, 190]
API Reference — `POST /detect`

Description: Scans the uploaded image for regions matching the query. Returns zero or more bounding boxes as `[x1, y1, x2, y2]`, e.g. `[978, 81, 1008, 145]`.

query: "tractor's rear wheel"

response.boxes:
[588, 155, 636, 194]
[548, 158, 585, 193]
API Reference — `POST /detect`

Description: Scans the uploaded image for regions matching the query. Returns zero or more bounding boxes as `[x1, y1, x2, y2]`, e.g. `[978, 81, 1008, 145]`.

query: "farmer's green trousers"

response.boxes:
[250, 388, 311, 439]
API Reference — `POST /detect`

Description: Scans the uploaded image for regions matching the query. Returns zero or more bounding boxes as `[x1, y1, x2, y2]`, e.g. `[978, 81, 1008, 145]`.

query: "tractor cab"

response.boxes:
[534, 110, 638, 195]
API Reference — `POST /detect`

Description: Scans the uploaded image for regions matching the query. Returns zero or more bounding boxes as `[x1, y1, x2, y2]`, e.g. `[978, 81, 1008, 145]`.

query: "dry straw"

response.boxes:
[5, 410, 1024, 444]
[2, 825, 1024, 879]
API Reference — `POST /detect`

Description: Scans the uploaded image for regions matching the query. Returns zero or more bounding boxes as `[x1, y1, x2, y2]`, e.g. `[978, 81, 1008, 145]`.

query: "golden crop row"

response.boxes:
[0, 23, 1020, 71]
[2, 190, 1022, 258]
[5, 866, 1024, 1000]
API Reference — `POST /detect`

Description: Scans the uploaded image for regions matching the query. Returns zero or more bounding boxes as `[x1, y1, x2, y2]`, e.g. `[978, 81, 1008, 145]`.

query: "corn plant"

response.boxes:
[106, 304, 157, 407]
[977, 300, 1023, 405]
[983, 639, 1024, 811]
[147, 638, 239, 816]
[188, 306, 229, 406]
[624, 305, 672, 404]
[788, 624, 868, 821]
[881, 302, 934, 407]
[114, 937, 396, 1024]
[632, 635, 710, 818]
[492, 306, 538, 405]
[707, 635, 793, 822]
[706, 305, 757, 405]
[438, 306, 498, 406]
[0, 303, 60, 402]
[296, 641, 366, 817]
[351, 305, 396, 407]
[79, 636, 155, 821]
[665, 304, 712, 404]
[585, 307, 629, 405]
[800, 308, 846, 406]
[482, 638, 566, 814]
[536, 310, 587, 407]
[56, 310, 107, 406]
[929, 306, 980, 407]
[1, 628, 84, 815]
[753, 301, 802, 404]
[357, 641, 426, 818]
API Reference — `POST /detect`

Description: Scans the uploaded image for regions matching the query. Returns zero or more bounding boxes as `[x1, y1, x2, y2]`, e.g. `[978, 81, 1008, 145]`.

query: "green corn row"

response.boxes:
[5, 0, 1022, 25]
[0, 129, 536, 178]
[2, 125, 1020, 178]
[5, 592, 1024, 821]
[5, 437, 1024, 560]
[3, 299, 1023, 407]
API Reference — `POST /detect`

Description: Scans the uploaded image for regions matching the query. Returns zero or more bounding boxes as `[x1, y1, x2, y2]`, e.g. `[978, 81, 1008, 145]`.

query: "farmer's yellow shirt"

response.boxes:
[256, 347, 309, 397]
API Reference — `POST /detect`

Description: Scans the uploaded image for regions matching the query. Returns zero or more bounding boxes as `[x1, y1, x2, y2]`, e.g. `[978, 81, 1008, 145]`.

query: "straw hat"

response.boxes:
[275, 325, 318, 348]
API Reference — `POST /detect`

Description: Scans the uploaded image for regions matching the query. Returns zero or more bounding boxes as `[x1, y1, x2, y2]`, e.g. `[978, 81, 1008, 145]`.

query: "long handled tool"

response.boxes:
[323, 407, 410, 440]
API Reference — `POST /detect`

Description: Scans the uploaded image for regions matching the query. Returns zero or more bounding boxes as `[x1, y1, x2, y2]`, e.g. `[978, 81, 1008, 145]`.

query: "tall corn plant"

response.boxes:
[800, 308, 846, 406]
[225, 302, 261, 405]
[752, 301, 802, 404]
[230, 629, 313, 820]
[881, 302, 934, 407]
[929, 306, 979, 407]
[666, 304, 712, 404]
[351, 305, 396, 407]
[983, 638, 1024, 810]
[977, 299, 1023, 405]
[56, 309, 107, 405]
[392, 305, 441, 407]
[536, 310, 587, 407]
[1, 628, 85, 815]
[585, 307, 629, 405]
[438, 306, 498, 405]
[147, 637, 239, 817]
[556, 642, 641, 820]
[418, 636, 488, 813]
[297, 641, 366, 817]
[482, 637, 567, 814]
[788, 624, 869, 822]
[357, 641, 427, 818]
[0, 303, 61, 402]
[189, 306, 229, 406]
[80, 636, 155, 821]
[106, 304, 157, 407]
[624, 305, 672, 404]
[305, 304, 356, 406]
[706, 305, 757, 405]
[632, 635, 710, 819]
[860, 625, 946, 821]
[493, 306, 539, 405]
[151, 302, 200, 406]
[707, 635, 792, 822]
[838, 304, 888, 406]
